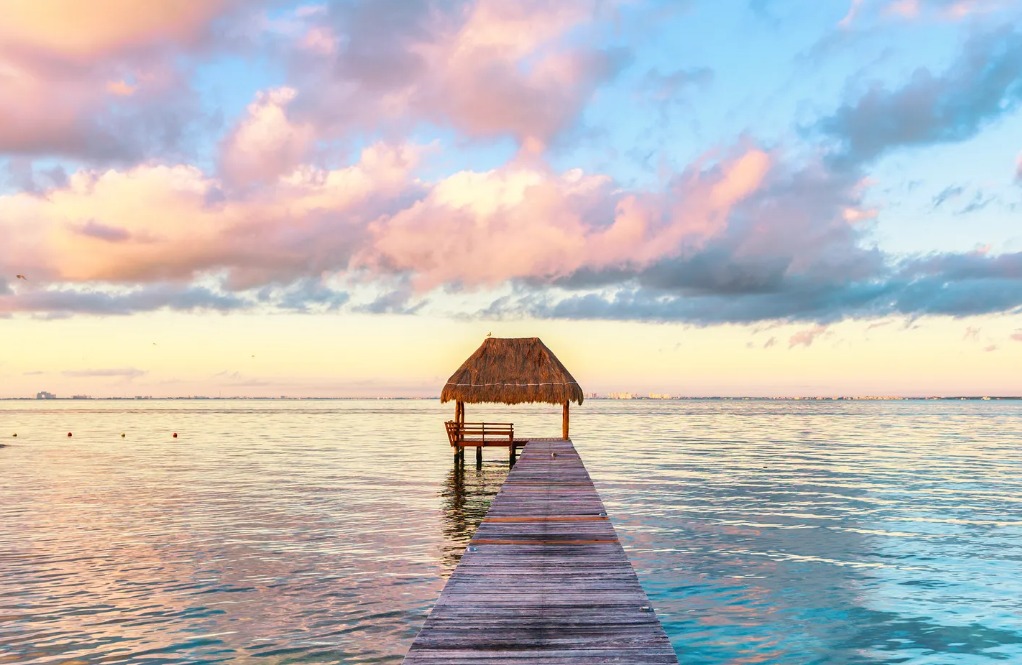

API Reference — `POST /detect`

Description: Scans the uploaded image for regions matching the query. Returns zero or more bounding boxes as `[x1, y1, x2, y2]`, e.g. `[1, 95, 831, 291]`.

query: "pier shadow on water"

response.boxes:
[437, 460, 508, 577]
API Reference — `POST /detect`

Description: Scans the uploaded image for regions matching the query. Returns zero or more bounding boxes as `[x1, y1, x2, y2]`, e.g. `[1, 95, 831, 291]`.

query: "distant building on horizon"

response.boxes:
[36, 391, 56, 399]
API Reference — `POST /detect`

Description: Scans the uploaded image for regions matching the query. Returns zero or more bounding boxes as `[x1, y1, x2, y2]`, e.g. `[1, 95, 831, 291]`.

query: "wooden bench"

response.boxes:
[446, 421, 525, 466]
[445, 421, 514, 448]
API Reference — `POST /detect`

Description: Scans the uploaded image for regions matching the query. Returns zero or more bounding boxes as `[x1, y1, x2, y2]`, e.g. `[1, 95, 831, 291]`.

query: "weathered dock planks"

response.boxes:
[404, 438, 678, 663]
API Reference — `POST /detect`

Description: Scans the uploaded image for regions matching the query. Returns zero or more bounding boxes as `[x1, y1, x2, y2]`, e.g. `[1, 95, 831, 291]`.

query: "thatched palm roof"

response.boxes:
[441, 337, 584, 405]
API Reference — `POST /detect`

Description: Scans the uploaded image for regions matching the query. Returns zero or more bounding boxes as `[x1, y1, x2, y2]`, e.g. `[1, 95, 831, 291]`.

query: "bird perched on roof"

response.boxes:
[486, 332, 492, 337]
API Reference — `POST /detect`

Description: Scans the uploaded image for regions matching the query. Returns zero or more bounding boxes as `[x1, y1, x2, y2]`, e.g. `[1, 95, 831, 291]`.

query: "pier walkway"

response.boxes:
[404, 438, 678, 663]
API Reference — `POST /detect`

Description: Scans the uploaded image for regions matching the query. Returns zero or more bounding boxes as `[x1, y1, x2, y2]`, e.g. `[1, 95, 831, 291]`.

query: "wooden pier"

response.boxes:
[404, 438, 678, 663]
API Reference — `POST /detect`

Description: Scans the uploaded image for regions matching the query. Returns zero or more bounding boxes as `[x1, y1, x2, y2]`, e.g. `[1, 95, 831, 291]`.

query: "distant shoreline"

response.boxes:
[3, 396, 1020, 402]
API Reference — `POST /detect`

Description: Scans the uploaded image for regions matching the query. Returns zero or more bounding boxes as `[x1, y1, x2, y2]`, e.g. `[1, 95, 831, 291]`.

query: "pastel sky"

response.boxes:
[2, 0, 1022, 398]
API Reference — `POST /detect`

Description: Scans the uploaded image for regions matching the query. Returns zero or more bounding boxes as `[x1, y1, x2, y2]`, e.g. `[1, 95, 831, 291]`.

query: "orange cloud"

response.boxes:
[0, 0, 235, 58]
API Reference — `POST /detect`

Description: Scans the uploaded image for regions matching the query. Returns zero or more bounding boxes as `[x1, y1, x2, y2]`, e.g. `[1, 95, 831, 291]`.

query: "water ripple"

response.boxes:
[2, 399, 1021, 663]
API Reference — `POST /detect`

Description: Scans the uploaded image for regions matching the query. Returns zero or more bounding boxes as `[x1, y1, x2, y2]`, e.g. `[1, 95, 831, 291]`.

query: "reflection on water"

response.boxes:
[572, 400, 1022, 664]
[1, 399, 1021, 663]
[438, 463, 508, 575]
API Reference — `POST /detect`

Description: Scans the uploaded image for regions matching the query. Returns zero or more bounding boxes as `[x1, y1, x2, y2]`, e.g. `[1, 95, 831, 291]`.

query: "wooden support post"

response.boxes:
[476, 444, 482, 467]
[562, 401, 570, 440]
[454, 401, 465, 467]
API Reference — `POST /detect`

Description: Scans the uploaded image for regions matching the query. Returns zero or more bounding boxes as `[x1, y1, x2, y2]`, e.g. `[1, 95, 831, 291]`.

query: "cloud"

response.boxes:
[0, 1, 239, 58]
[956, 191, 996, 215]
[789, 325, 828, 348]
[74, 220, 133, 242]
[819, 28, 1022, 167]
[62, 368, 147, 379]
[932, 184, 964, 208]
[2, 128, 1021, 324]
[640, 67, 714, 102]
[359, 146, 771, 289]
[0, 142, 421, 291]
[0, 0, 246, 161]
[885, 0, 1006, 20]
[840, 0, 1008, 26]
[282, 0, 628, 151]
[219, 87, 316, 186]
[963, 326, 981, 340]
[1, 284, 246, 317]
[1011, 329, 1022, 341]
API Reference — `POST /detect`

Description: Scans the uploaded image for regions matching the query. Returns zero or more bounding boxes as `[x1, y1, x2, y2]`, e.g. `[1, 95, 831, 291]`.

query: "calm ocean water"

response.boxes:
[1, 399, 1020, 664]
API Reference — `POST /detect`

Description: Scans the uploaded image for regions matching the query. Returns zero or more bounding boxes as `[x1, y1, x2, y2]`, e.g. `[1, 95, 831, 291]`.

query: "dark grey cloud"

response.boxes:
[3, 284, 246, 316]
[819, 28, 1022, 167]
[478, 150, 1022, 325]
[355, 283, 427, 315]
[272, 279, 350, 312]
[490, 250, 1022, 324]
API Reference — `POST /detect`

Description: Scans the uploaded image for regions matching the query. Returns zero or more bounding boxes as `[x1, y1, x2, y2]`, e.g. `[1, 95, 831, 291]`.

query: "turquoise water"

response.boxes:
[1, 399, 1020, 663]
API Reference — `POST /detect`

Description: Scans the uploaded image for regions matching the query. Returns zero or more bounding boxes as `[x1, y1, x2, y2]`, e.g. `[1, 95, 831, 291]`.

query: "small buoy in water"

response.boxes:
[121, 433, 126, 438]
[550, 452, 557, 458]
[11, 433, 15, 437]
[67, 432, 72, 437]
[172, 433, 178, 438]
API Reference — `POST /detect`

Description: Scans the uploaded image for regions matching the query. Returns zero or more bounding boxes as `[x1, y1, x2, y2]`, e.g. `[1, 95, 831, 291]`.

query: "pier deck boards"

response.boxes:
[404, 438, 678, 663]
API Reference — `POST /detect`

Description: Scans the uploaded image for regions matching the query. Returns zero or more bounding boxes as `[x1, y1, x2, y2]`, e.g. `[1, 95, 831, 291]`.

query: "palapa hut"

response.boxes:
[441, 337, 583, 443]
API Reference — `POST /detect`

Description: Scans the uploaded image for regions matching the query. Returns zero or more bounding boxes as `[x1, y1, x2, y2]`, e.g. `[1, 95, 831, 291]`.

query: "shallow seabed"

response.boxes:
[1, 399, 1020, 663]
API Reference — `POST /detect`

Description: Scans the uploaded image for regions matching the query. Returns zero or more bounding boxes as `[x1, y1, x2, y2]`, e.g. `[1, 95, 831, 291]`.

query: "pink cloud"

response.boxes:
[0, 1, 245, 159]
[884, 0, 1002, 20]
[963, 326, 981, 341]
[0, 143, 421, 291]
[841, 0, 1004, 25]
[359, 147, 772, 289]
[285, 0, 621, 151]
[1011, 329, 1022, 341]
[0, 138, 781, 301]
[789, 325, 828, 348]
[219, 87, 316, 185]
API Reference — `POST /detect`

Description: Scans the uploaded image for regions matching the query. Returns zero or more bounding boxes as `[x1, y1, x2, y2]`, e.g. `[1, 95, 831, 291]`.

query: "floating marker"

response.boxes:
[11, 433, 16, 437]
[67, 432, 72, 437]
[121, 433, 126, 438]
[172, 433, 178, 438]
